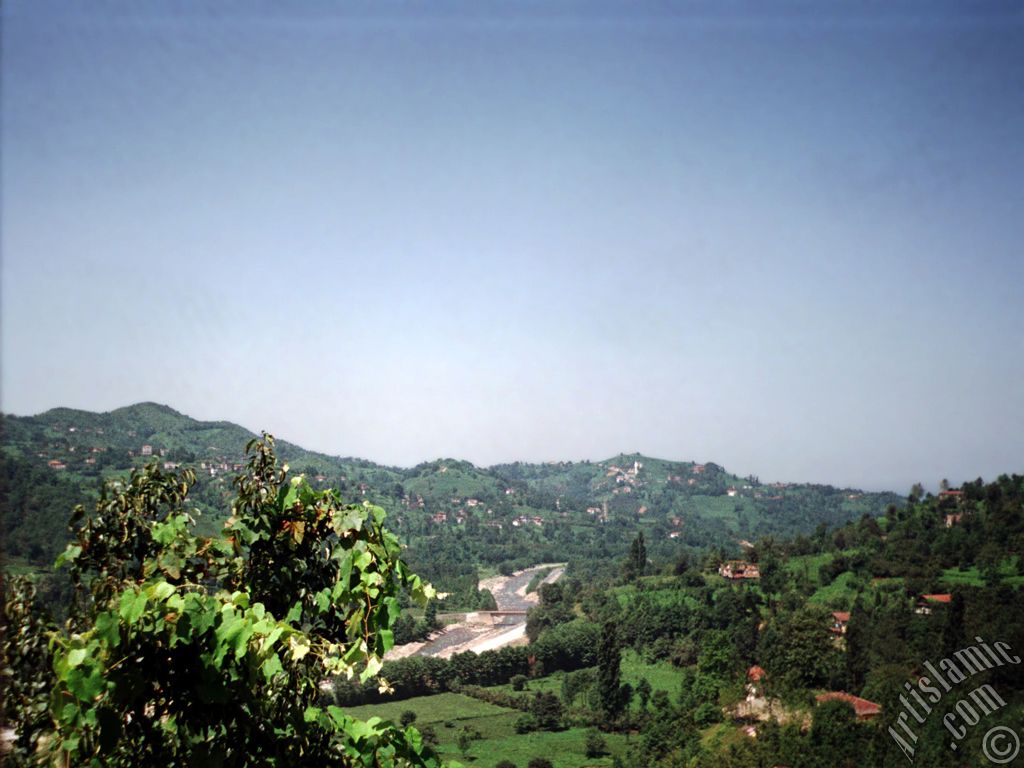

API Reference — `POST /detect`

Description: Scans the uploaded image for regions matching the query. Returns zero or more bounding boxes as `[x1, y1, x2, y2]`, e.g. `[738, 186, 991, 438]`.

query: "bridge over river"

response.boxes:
[448, 610, 529, 627]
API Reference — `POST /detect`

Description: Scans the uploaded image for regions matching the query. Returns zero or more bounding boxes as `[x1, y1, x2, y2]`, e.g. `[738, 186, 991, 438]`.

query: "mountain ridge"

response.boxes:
[2, 402, 905, 571]
[11, 402, 890, 489]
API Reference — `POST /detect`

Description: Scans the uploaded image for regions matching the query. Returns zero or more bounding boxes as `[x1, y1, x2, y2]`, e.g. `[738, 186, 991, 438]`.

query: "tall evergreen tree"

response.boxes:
[623, 531, 647, 582]
[597, 621, 629, 724]
[424, 599, 439, 630]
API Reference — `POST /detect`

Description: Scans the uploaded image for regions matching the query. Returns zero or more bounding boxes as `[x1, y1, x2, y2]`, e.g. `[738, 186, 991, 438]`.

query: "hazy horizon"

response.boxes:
[3, 2, 1022, 493]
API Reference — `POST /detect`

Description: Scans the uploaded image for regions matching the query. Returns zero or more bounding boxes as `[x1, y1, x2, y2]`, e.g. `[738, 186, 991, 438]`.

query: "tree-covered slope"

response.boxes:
[1, 403, 902, 571]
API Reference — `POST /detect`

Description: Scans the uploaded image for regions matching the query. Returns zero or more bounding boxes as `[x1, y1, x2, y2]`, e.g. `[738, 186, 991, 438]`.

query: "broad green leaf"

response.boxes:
[118, 591, 147, 625]
[261, 653, 283, 681]
[359, 654, 383, 683]
[314, 589, 330, 613]
[55, 543, 82, 569]
[150, 581, 176, 601]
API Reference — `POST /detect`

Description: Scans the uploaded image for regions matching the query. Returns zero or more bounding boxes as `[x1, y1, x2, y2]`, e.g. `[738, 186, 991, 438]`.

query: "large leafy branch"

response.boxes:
[4, 434, 442, 767]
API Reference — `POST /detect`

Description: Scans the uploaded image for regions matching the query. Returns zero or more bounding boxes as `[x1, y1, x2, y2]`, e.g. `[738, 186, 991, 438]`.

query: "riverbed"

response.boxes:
[386, 563, 564, 659]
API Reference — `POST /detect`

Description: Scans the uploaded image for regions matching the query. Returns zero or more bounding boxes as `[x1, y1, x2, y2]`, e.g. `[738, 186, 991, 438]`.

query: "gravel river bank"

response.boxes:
[386, 563, 564, 660]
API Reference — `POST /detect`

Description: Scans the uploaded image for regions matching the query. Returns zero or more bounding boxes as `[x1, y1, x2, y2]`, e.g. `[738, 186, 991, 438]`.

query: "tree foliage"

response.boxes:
[596, 621, 630, 725]
[1, 434, 442, 767]
[622, 532, 647, 582]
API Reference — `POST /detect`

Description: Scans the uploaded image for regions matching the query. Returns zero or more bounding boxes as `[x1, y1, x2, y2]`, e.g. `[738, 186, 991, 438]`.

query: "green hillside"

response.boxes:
[1, 403, 902, 578]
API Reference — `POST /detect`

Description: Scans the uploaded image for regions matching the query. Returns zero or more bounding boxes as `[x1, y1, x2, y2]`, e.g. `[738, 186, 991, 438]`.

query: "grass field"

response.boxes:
[941, 558, 1024, 587]
[808, 571, 861, 607]
[436, 728, 628, 768]
[345, 692, 513, 731]
[620, 649, 685, 699]
[609, 582, 701, 612]
[690, 495, 750, 530]
[487, 649, 684, 713]
[784, 550, 858, 581]
[344, 691, 628, 766]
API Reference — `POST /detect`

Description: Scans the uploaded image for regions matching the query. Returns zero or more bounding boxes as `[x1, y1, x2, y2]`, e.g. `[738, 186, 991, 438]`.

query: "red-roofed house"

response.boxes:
[830, 612, 850, 635]
[746, 665, 767, 697]
[815, 692, 881, 721]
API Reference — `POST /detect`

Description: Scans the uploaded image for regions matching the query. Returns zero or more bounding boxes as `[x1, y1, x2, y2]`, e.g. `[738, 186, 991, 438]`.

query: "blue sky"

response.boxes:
[3, 1, 1022, 491]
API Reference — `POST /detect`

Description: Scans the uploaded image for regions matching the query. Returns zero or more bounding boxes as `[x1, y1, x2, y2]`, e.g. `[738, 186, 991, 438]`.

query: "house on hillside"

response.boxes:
[944, 512, 964, 528]
[916, 594, 952, 615]
[746, 665, 767, 697]
[47, 459, 67, 470]
[815, 692, 881, 721]
[141, 445, 153, 456]
[719, 561, 760, 580]
[830, 612, 850, 635]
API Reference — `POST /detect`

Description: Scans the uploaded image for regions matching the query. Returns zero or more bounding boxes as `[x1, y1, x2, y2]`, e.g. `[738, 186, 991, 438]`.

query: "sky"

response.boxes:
[2, 1, 1022, 492]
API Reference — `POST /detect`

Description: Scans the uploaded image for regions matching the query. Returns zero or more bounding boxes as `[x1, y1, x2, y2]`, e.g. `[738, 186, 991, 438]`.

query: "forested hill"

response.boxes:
[2, 402, 902, 570]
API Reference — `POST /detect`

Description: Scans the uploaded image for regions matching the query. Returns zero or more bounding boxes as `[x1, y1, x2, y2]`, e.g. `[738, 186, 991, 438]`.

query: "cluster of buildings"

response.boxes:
[741, 665, 882, 734]
[603, 461, 643, 494]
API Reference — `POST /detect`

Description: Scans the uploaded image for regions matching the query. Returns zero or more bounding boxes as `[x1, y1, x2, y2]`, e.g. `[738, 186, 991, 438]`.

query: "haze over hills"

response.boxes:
[2, 402, 903, 570]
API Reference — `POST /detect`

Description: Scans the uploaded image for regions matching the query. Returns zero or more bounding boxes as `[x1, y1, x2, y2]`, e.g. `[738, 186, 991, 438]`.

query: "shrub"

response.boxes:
[418, 724, 438, 746]
[515, 713, 539, 733]
[584, 729, 607, 758]
[511, 673, 528, 691]
[531, 691, 564, 731]
[693, 701, 722, 727]
[528, 759, 554, 768]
